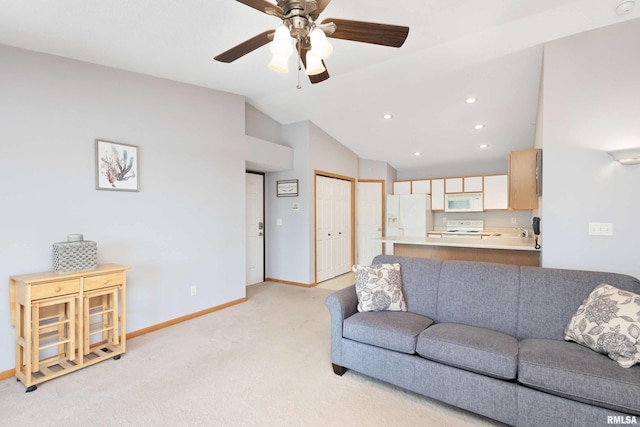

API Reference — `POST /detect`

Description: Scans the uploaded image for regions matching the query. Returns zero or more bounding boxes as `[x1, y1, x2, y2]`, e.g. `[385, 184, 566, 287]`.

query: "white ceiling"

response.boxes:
[0, 0, 637, 173]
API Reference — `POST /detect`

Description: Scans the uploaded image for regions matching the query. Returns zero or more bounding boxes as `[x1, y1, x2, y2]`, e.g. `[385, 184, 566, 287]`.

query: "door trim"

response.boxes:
[313, 170, 356, 285]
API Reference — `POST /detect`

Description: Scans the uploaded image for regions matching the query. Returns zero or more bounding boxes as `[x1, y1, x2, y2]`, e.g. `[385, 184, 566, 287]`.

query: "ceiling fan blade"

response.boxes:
[299, 45, 330, 84]
[235, 0, 284, 16]
[214, 30, 273, 63]
[321, 18, 409, 48]
[310, 0, 332, 20]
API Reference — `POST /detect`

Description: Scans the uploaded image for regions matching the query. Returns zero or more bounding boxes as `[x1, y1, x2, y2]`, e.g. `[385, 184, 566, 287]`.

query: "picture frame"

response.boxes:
[95, 139, 139, 191]
[277, 179, 298, 197]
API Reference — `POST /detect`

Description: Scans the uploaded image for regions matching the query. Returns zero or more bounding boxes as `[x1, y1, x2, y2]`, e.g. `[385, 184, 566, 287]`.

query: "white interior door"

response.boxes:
[357, 181, 383, 265]
[316, 176, 334, 282]
[246, 173, 264, 285]
[316, 175, 352, 283]
[333, 179, 352, 275]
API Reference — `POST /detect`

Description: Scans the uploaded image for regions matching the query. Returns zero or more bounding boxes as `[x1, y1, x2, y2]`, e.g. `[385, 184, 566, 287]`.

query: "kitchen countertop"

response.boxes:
[377, 235, 540, 252]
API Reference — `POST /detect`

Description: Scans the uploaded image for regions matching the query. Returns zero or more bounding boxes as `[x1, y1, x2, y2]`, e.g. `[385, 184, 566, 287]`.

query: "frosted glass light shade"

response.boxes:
[270, 25, 293, 57]
[609, 147, 640, 165]
[305, 51, 325, 75]
[268, 54, 289, 73]
[309, 28, 333, 59]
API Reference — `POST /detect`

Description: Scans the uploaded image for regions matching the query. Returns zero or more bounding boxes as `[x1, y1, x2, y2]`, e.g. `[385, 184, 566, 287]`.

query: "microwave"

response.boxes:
[444, 192, 483, 212]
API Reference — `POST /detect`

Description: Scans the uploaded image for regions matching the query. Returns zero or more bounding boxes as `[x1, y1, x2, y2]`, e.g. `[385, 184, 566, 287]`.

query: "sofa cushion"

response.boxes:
[343, 311, 433, 354]
[518, 338, 640, 415]
[517, 266, 640, 341]
[353, 263, 407, 312]
[564, 283, 640, 368]
[372, 255, 443, 319]
[436, 261, 521, 336]
[416, 323, 519, 380]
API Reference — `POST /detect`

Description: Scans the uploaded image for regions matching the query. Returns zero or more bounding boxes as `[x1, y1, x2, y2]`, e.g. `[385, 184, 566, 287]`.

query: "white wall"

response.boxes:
[265, 121, 359, 285]
[397, 159, 507, 181]
[0, 45, 248, 372]
[266, 122, 312, 284]
[359, 158, 397, 195]
[541, 18, 640, 278]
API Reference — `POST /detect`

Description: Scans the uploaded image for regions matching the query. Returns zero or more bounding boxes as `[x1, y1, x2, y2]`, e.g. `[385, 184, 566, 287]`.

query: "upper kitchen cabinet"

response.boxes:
[509, 149, 541, 210]
[431, 179, 445, 210]
[411, 179, 431, 194]
[463, 176, 483, 192]
[393, 181, 411, 195]
[445, 177, 463, 193]
[483, 175, 508, 210]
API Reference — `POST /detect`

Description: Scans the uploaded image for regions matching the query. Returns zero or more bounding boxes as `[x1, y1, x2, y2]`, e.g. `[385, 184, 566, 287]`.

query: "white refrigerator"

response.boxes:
[385, 194, 433, 254]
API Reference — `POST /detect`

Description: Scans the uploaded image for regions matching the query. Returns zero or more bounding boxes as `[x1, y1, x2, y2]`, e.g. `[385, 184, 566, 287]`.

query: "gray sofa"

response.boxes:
[325, 255, 640, 427]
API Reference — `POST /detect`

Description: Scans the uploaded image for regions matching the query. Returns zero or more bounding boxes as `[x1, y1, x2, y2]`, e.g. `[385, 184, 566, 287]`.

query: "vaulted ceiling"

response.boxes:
[0, 0, 637, 173]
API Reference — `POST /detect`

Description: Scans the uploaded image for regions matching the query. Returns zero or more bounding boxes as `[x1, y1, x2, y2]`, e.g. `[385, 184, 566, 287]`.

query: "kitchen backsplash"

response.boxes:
[432, 210, 533, 231]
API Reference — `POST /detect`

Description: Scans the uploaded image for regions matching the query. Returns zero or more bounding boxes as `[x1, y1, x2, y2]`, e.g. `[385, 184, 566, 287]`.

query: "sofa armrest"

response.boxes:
[325, 285, 358, 365]
[325, 284, 358, 322]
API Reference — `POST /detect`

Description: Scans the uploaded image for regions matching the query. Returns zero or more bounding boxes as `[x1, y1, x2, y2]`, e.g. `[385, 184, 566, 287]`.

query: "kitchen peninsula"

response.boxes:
[378, 235, 540, 267]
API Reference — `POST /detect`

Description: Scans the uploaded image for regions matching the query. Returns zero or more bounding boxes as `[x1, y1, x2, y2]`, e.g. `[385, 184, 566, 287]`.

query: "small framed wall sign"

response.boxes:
[96, 139, 139, 191]
[277, 179, 298, 197]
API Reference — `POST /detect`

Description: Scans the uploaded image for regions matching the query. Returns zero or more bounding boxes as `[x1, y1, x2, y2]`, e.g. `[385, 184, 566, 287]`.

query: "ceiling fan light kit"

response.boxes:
[268, 54, 290, 73]
[214, 0, 410, 87]
[305, 51, 326, 75]
[309, 27, 333, 59]
[270, 24, 294, 57]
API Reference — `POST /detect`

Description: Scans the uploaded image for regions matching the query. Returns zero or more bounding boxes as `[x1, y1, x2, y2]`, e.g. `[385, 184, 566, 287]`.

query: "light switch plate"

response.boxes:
[588, 222, 613, 236]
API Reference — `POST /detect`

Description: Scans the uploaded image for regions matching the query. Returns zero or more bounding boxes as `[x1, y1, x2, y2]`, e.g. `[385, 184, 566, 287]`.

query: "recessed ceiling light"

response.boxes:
[616, 0, 635, 15]
[414, 152, 421, 156]
[465, 97, 478, 104]
[383, 113, 394, 120]
[474, 124, 484, 130]
[479, 144, 489, 149]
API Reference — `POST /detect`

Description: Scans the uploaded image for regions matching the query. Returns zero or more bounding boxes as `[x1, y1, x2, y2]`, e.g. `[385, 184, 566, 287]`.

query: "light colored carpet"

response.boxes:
[0, 282, 503, 426]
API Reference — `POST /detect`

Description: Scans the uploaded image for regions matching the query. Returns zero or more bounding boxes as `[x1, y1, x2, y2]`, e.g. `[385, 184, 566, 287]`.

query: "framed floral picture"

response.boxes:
[95, 139, 139, 191]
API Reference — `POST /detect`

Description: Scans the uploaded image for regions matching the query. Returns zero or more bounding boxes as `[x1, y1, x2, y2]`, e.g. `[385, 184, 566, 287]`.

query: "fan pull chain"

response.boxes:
[296, 37, 302, 90]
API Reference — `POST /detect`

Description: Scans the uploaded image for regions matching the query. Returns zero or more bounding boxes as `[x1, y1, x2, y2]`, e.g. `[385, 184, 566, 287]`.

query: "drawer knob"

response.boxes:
[103, 279, 108, 284]
[54, 287, 61, 292]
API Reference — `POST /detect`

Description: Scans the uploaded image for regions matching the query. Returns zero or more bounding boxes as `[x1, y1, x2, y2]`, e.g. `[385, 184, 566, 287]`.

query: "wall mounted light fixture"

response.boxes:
[609, 148, 640, 165]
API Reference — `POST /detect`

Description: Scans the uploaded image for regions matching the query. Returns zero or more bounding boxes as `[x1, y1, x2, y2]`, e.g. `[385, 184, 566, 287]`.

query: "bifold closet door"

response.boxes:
[316, 175, 352, 283]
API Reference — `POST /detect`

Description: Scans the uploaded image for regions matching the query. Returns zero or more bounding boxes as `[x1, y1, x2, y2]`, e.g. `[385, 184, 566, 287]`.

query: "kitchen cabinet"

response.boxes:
[9, 264, 128, 391]
[483, 174, 508, 210]
[464, 176, 483, 192]
[509, 149, 540, 210]
[411, 179, 431, 194]
[431, 179, 445, 210]
[393, 181, 411, 195]
[445, 177, 463, 193]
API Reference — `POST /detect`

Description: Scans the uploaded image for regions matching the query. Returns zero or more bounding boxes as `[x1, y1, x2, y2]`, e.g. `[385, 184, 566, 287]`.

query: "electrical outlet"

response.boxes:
[190, 285, 197, 296]
[511, 217, 517, 224]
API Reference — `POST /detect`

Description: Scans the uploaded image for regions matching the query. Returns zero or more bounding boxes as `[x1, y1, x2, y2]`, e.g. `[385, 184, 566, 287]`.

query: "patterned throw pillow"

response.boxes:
[353, 263, 407, 313]
[564, 283, 640, 368]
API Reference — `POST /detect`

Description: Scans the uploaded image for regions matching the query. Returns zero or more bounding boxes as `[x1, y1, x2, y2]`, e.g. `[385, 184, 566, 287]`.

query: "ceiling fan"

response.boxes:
[214, 0, 410, 85]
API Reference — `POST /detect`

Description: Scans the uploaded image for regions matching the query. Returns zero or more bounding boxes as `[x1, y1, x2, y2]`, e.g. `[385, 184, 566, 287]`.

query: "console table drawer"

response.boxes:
[84, 272, 125, 291]
[31, 279, 80, 300]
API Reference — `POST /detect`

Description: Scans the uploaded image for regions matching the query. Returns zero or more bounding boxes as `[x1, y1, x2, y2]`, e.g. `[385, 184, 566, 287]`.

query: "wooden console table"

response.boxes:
[9, 264, 128, 391]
